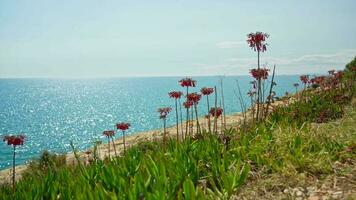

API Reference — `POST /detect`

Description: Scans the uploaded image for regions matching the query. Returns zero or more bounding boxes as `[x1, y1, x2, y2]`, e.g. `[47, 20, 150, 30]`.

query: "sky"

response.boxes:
[0, 0, 356, 78]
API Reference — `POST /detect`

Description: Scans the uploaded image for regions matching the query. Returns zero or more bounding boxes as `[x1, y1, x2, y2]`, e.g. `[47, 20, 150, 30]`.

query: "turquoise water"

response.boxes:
[0, 76, 299, 169]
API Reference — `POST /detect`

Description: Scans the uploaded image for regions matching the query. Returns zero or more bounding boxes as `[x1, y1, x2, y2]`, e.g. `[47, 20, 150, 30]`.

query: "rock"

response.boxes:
[308, 196, 320, 200]
[331, 191, 343, 199]
[296, 190, 304, 197]
[283, 188, 289, 194]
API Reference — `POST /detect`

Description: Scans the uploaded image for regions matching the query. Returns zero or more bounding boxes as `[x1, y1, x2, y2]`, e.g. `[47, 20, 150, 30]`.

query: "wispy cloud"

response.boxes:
[193, 49, 356, 75]
[216, 41, 246, 49]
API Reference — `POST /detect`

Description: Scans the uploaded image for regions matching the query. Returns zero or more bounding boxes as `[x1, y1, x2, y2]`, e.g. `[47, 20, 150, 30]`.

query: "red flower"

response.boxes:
[250, 68, 269, 80]
[179, 78, 196, 87]
[300, 75, 309, 84]
[3, 135, 25, 146]
[247, 32, 269, 52]
[168, 91, 183, 99]
[158, 107, 172, 119]
[200, 87, 214, 96]
[183, 101, 193, 109]
[209, 107, 223, 117]
[187, 93, 202, 104]
[102, 130, 115, 137]
[116, 122, 130, 131]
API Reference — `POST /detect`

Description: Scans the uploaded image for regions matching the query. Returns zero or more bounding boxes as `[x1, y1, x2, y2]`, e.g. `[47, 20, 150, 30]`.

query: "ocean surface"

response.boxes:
[0, 76, 299, 169]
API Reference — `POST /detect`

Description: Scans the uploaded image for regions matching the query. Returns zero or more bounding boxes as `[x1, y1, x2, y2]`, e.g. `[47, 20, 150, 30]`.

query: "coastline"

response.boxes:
[0, 98, 290, 184]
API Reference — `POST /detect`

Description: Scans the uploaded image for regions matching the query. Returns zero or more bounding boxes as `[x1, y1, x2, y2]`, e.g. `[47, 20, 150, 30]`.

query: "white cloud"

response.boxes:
[216, 41, 246, 49]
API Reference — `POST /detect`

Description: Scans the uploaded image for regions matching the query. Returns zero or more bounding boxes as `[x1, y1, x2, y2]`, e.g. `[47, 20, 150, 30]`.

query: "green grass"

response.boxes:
[1, 72, 355, 199]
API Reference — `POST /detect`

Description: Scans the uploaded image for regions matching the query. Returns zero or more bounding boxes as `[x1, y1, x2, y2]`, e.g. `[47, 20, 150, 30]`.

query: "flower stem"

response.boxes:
[12, 145, 16, 192]
[111, 136, 117, 157]
[206, 95, 211, 133]
[175, 99, 179, 142]
[194, 104, 201, 134]
[123, 131, 126, 154]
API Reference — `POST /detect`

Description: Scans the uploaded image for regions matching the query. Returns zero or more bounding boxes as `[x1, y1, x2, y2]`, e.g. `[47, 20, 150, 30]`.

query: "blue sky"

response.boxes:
[0, 0, 355, 78]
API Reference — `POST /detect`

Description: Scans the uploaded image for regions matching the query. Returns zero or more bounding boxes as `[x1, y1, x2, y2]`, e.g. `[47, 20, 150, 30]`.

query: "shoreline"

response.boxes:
[0, 98, 290, 184]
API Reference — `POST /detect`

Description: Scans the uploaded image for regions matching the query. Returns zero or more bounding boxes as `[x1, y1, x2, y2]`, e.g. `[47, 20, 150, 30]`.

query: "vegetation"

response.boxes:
[0, 60, 355, 199]
[1, 30, 355, 199]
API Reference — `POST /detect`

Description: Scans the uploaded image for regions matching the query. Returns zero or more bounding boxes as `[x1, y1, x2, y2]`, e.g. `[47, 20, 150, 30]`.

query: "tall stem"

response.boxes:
[179, 98, 183, 140]
[163, 119, 167, 143]
[214, 86, 218, 134]
[190, 106, 194, 136]
[220, 78, 226, 129]
[219, 100, 223, 134]
[12, 145, 16, 192]
[107, 137, 110, 159]
[111, 136, 117, 157]
[123, 131, 126, 154]
[264, 65, 276, 118]
[194, 104, 201, 134]
[206, 95, 211, 133]
[185, 87, 189, 139]
[256, 50, 261, 122]
[175, 99, 179, 141]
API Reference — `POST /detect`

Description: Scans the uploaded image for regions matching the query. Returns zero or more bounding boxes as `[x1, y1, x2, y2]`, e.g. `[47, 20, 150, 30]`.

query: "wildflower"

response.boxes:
[169, 91, 183, 141]
[300, 75, 309, 84]
[200, 87, 214, 96]
[247, 32, 269, 52]
[102, 130, 115, 137]
[3, 134, 25, 191]
[158, 107, 172, 119]
[3, 135, 25, 146]
[116, 122, 130, 131]
[201, 87, 214, 132]
[179, 78, 196, 137]
[183, 101, 193, 109]
[168, 91, 183, 99]
[158, 107, 172, 143]
[187, 93, 202, 104]
[250, 68, 269, 80]
[116, 122, 130, 153]
[209, 107, 223, 118]
[179, 78, 196, 87]
[102, 130, 116, 157]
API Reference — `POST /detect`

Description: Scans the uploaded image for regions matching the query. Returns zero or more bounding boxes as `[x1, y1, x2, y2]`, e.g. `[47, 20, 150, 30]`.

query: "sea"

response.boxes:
[0, 76, 299, 169]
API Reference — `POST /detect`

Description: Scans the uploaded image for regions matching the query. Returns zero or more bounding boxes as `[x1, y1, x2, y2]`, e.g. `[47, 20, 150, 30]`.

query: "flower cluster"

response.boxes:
[250, 68, 269, 80]
[183, 101, 193, 109]
[158, 107, 172, 119]
[300, 75, 309, 84]
[200, 87, 214, 96]
[209, 107, 223, 117]
[179, 78, 196, 87]
[247, 32, 269, 52]
[168, 91, 183, 99]
[3, 135, 25, 146]
[187, 93, 202, 104]
[116, 122, 131, 131]
[102, 130, 115, 137]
